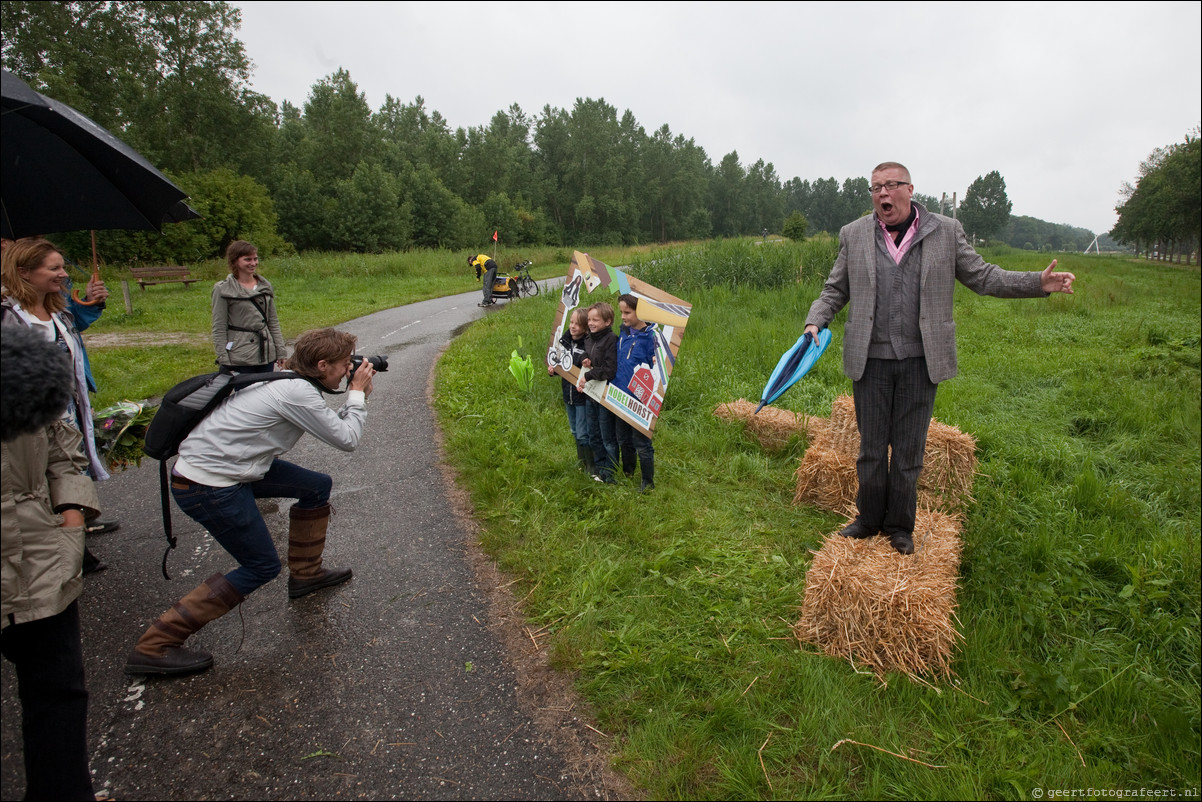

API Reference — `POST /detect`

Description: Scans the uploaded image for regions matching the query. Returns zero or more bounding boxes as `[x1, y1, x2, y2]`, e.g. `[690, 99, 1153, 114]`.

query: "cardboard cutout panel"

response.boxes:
[546, 251, 691, 438]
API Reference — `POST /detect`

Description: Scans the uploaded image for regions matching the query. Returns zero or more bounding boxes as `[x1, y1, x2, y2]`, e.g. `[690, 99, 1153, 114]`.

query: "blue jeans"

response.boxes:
[564, 401, 589, 447]
[171, 458, 331, 596]
[615, 419, 654, 468]
[585, 398, 617, 478]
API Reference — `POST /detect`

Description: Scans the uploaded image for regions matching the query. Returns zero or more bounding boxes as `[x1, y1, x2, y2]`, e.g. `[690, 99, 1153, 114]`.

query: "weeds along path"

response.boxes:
[2, 284, 631, 801]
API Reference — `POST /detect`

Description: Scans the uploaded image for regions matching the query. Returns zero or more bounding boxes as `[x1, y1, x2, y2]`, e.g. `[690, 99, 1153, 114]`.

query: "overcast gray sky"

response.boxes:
[235, 1, 1201, 236]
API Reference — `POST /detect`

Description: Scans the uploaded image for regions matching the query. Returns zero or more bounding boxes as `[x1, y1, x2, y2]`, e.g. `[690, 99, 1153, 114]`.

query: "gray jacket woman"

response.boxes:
[211, 240, 285, 372]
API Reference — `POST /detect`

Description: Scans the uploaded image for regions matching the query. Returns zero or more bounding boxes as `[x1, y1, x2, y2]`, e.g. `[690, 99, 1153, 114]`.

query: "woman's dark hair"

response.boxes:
[225, 240, 258, 273]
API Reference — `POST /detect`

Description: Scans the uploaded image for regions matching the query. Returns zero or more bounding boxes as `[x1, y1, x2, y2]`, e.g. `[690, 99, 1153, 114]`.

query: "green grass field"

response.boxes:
[431, 249, 1199, 799]
[80, 243, 1200, 799]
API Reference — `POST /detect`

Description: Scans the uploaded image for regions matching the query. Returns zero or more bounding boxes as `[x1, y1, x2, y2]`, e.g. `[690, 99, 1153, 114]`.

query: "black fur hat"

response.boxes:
[1, 325, 75, 442]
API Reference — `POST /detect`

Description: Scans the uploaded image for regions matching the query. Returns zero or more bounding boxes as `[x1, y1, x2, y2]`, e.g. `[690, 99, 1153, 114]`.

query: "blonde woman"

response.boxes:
[0, 239, 109, 480]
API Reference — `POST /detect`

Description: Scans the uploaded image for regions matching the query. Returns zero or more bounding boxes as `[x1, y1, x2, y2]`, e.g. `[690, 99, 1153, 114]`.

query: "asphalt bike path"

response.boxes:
[2, 285, 629, 800]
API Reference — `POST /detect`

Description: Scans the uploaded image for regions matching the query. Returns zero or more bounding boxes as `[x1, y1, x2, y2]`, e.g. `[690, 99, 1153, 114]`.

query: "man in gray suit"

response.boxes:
[803, 161, 1075, 555]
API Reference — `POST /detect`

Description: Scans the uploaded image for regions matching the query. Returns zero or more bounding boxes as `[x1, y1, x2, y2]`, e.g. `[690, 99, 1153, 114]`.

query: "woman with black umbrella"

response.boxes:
[1, 239, 111, 484]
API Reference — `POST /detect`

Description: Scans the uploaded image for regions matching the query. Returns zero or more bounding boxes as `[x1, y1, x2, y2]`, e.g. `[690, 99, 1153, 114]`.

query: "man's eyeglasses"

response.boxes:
[869, 180, 911, 195]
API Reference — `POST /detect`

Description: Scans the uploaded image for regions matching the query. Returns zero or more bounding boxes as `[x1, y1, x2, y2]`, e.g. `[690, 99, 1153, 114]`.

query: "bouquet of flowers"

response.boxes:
[93, 400, 156, 472]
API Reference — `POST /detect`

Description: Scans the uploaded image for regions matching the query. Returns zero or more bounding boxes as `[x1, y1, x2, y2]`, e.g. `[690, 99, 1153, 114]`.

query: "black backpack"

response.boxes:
[145, 371, 313, 578]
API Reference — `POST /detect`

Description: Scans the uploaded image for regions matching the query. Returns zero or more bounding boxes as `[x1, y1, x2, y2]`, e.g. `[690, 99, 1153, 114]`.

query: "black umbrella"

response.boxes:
[1, 68, 200, 240]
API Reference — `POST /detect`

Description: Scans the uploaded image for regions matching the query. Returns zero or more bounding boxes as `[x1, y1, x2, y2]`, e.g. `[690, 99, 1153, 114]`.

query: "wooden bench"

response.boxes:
[131, 265, 199, 289]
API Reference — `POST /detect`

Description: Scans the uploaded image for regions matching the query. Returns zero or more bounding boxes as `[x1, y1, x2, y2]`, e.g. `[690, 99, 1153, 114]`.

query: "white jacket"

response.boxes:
[174, 373, 367, 487]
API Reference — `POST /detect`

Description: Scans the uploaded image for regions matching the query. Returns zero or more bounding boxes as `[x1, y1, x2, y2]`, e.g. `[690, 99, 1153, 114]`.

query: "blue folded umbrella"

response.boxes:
[754, 328, 831, 413]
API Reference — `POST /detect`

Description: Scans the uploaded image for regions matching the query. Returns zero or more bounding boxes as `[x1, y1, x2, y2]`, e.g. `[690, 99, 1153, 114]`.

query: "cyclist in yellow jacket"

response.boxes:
[469, 254, 500, 307]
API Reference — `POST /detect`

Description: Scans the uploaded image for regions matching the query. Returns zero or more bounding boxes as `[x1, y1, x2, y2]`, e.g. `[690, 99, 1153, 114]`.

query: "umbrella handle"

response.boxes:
[72, 231, 103, 306]
[71, 272, 103, 306]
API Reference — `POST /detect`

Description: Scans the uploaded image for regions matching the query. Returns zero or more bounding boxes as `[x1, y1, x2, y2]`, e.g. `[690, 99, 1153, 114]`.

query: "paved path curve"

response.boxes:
[3, 287, 631, 800]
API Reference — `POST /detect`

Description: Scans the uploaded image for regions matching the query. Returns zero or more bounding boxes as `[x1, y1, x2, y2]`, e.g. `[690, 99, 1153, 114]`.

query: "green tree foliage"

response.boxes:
[745, 159, 785, 235]
[375, 95, 459, 180]
[641, 126, 713, 242]
[1, 0, 149, 131]
[52, 167, 286, 264]
[958, 170, 1013, 241]
[1, 1, 277, 178]
[331, 162, 409, 253]
[1112, 130, 1201, 263]
[8, 8, 1096, 256]
[712, 151, 746, 237]
[288, 69, 380, 189]
[1000, 216, 1099, 252]
[171, 167, 287, 257]
[404, 163, 466, 250]
[782, 211, 808, 241]
[913, 191, 943, 213]
[268, 163, 329, 251]
[784, 176, 868, 234]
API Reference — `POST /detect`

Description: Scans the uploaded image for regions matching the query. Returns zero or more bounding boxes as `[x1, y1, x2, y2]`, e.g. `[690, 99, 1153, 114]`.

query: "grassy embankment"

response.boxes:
[431, 241, 1200, 799]
[84, 238, 1199, 798]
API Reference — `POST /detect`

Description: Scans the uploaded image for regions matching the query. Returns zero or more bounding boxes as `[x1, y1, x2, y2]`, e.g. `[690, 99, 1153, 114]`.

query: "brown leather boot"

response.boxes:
[287, 503, 352, 599]
[124, 573, 242, 676]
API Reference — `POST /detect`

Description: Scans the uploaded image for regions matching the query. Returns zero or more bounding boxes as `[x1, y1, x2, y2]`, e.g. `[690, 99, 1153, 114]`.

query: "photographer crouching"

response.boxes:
[125, 328, 379, 677]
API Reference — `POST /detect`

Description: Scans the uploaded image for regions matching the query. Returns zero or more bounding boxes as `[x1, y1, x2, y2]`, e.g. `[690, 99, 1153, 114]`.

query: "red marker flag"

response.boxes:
[492, 230, 498, 242]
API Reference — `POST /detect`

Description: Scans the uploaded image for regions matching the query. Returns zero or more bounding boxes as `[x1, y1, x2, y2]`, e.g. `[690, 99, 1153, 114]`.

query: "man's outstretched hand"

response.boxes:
[1041, 259, 1076, 294]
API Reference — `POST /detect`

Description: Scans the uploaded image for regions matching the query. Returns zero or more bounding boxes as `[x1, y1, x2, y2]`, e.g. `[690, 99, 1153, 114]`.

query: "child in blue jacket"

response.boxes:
[614, 294, 657, 491]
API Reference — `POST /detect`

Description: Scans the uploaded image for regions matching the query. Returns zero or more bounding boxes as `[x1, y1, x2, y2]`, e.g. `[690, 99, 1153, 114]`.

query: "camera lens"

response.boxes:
[351, 354, 388, 374]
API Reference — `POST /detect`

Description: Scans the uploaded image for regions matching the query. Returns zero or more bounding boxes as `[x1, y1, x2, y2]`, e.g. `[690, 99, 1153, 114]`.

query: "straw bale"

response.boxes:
[793, 445, 858, 517]
[804, 414, 830, 444]
[819, 395, 861, 455]
[713, 399, 808, 452]
[916, 421, 978, 509]
[793, 395, 979, 516]
[795, 508, 964, 677]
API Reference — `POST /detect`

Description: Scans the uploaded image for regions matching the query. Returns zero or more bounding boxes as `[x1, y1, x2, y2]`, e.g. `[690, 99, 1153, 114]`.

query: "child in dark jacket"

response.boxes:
[576, 302, 618, 483]
[549, 308, 592, 472]
[614, 294, 658, 491]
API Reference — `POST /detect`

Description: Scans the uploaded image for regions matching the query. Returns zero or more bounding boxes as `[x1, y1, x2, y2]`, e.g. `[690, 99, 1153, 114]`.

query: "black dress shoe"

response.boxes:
[85, 518, 120, 535]
[839, 520, 879, 539]
[889, 532, 915, 555]
[82, 548, 107, 575]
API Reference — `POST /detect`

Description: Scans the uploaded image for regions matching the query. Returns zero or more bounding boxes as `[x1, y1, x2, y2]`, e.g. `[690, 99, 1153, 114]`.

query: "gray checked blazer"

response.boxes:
[805, 204, 1047, 384]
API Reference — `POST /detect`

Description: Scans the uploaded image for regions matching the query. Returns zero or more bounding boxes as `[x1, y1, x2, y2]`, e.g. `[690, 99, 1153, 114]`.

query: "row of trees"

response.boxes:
[3, 1, 1102, 263]
[1111, 130, 1200, 264]
[997, 217, 1119, 253]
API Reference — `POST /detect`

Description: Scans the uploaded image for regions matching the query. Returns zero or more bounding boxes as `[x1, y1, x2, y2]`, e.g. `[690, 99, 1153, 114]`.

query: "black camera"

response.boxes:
[350, 354, 388, 374]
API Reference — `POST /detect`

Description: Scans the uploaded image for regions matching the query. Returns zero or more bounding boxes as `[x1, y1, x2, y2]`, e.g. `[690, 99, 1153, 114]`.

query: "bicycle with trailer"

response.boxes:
[478, 259, 539, 303]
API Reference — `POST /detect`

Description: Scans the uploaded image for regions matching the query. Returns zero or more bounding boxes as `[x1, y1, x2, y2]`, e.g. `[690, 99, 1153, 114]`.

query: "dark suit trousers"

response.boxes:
[852, 357, 937, 535]
[0, 600, 94, 801]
